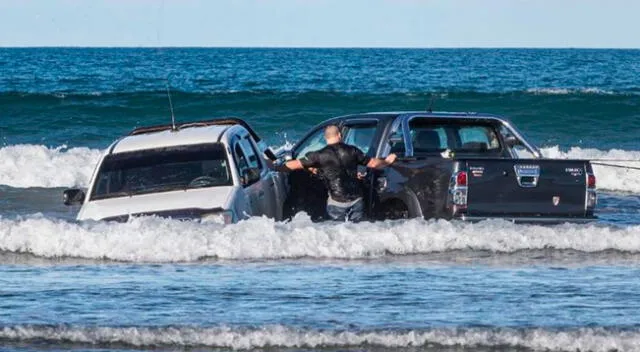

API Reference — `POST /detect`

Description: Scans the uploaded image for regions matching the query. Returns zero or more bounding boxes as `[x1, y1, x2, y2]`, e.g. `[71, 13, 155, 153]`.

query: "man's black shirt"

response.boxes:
[300, 142, 371, 202]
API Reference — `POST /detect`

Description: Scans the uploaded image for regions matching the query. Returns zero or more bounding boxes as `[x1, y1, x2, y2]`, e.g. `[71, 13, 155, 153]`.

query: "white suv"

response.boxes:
[63, 119, 286, 223]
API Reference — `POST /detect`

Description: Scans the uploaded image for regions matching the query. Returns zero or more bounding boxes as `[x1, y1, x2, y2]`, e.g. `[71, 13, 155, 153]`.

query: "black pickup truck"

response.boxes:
[281, 112, 597, 223]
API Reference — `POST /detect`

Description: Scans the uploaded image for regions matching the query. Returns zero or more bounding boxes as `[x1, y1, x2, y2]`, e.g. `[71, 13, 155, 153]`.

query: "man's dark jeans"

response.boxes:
[326, 198, 364, 222]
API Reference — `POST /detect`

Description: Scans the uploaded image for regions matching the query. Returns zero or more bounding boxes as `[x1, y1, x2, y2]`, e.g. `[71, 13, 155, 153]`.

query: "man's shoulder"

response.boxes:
[338, 143, 364, 155]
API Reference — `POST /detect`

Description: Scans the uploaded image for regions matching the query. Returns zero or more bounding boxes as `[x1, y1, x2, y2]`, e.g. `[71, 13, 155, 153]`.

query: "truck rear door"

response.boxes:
[464, 159, 590, 217]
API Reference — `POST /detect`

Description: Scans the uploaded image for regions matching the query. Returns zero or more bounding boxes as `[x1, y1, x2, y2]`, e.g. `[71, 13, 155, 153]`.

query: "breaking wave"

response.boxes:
[1, 216, 639, 262]
[541, 146, 640, 193]
[1, 324, 639, 351]
[0, 144, 103, 188]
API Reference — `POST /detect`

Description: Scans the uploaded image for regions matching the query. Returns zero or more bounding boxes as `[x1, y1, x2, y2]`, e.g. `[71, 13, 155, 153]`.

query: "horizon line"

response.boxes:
[1, 45, 639, 50]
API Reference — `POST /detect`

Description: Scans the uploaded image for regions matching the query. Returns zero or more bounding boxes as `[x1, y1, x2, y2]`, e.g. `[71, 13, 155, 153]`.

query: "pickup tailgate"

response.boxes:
[464, 159, 589, 217]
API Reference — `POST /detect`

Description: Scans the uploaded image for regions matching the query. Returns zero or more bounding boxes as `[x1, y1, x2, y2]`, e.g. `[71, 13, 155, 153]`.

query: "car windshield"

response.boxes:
[91, 143, 232, 200]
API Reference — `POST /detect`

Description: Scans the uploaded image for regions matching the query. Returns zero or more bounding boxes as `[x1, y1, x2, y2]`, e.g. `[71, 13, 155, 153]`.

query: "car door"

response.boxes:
[340, 120, 380, 218]
[285, 125, 331, 220]
[238, 134, 278, 219]
[232, 137, 262, 218]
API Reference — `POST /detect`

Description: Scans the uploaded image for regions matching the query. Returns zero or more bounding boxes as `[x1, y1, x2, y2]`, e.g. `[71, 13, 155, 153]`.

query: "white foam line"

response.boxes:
[1, 216, 639, 262]
[526, 87, 616, 95]
[1, 325, 639, 351]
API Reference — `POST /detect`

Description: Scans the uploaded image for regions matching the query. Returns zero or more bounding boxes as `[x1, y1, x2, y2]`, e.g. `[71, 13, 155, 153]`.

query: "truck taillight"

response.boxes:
[456, 171, 468, 187]
[450, 171, 468, 207]
[586, 173, 597, 208]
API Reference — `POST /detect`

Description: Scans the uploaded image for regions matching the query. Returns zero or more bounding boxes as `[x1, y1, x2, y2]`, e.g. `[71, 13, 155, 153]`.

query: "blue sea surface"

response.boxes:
[0, 48, 640, 351]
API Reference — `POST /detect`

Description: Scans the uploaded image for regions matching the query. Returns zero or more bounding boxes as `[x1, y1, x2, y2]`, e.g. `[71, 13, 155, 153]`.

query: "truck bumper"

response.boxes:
[457, 214, 598, 224]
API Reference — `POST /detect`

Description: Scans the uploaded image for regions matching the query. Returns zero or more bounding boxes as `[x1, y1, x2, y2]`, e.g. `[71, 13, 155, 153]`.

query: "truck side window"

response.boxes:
[411, 127, 448, 152]
[457, 126, 499, 151]
[500, 125, 533, 158]
[343, 124, 377, 154]
[389, 128, 406, 155]
[295, 129, 326, 159]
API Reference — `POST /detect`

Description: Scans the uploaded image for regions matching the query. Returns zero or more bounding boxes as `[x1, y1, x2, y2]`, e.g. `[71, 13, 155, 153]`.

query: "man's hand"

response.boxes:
[307, 167, 319, 175]
[385, 153, 397, 164]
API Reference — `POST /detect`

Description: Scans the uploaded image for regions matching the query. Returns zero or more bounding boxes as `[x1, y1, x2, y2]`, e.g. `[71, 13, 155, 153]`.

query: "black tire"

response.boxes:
[378, 200, 410, 220]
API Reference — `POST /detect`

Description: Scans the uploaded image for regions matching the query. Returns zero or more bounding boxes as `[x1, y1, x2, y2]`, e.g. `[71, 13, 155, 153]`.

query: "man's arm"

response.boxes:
[366, 153, 397, 170]
[272, 159, 305, 173]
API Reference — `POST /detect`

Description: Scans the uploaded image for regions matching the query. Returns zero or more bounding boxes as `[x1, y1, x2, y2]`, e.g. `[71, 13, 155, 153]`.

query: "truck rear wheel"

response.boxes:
[378, 200, 410, 220]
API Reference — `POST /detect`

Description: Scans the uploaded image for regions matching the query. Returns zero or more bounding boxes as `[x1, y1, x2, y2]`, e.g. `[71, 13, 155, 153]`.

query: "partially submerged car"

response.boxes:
[64, 118, 286, 223]
[281, 112, 597, 223]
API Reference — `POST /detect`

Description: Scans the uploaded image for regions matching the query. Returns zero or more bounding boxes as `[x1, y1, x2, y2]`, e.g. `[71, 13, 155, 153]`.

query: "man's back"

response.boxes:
[301, 142, 370, 202]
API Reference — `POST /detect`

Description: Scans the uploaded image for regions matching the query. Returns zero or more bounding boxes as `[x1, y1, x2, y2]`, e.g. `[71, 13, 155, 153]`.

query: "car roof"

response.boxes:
[111, 124, 232, 154]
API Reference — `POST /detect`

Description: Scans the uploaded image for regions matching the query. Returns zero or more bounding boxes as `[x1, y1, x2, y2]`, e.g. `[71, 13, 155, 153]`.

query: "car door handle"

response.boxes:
[258, 191, 265, 198]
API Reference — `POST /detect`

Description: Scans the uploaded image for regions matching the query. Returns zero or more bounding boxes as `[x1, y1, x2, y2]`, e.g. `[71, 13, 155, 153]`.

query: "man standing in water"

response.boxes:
[273, 125, 397, 222]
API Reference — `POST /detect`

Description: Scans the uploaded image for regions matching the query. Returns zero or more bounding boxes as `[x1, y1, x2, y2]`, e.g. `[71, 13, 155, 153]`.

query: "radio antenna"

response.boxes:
[165, 80, 176, 131]
[427, 94, 435, 113]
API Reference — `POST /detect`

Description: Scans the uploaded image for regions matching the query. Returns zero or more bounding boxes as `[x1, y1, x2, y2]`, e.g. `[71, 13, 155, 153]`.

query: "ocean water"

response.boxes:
[1, 48, 640, 352]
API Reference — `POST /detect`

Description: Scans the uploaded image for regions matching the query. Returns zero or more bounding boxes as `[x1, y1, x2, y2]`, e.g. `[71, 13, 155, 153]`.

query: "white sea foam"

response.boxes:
[541, 146, 640, 193]
[0, 144, 103, 188]
[0, 144, 638, 193]
[1, 325, 639, 351]
[526, 87, 616, 95]
[1, 215, 639, 262]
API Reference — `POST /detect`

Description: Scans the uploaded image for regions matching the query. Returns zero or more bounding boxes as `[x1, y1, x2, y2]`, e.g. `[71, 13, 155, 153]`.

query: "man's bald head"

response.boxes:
[324, 125, 342, 144]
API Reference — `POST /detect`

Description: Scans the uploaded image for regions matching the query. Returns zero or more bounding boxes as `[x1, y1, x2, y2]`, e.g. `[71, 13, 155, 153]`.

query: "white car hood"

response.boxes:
[77, 186, 235, 221]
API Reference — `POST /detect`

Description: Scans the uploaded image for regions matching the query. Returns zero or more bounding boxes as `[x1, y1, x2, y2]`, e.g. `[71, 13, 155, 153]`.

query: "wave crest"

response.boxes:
[541, 146, 640, 193]
[0, 144, 103, 188]
[1, 325, 639, 351]
[1, 216, 639, 262]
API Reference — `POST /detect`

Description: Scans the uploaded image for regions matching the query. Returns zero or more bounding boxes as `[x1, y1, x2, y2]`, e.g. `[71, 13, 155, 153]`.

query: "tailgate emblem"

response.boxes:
[552, 196, 560, 206]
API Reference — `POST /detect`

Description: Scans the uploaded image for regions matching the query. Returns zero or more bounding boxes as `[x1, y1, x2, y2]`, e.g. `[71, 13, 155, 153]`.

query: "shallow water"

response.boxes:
[1, 48, 639, 352]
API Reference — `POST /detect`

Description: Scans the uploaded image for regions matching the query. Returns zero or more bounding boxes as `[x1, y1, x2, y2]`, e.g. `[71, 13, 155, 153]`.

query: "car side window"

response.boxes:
[234, 143, 249, 176]
[295, 128, 326, 159]
[239, 137, 262, 170]
[343, 124, 377, 154]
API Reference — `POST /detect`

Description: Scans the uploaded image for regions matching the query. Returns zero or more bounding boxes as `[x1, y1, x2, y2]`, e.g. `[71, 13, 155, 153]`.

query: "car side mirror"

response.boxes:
[63, 189, 86, 206]
[505, 136, 523, 148]
[241, 167, 261, 186]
